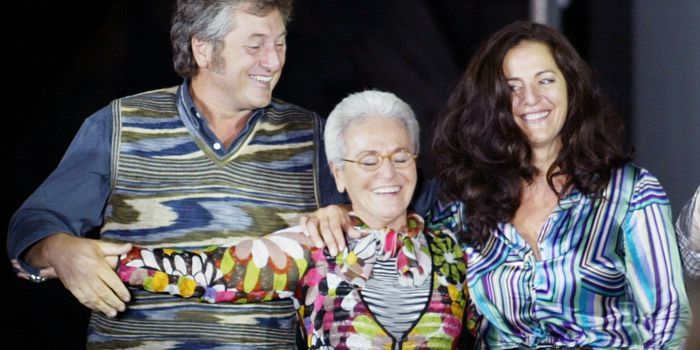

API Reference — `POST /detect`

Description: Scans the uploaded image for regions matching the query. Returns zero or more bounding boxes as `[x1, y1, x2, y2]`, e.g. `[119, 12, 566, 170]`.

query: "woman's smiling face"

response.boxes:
[504, 40, 568, 154]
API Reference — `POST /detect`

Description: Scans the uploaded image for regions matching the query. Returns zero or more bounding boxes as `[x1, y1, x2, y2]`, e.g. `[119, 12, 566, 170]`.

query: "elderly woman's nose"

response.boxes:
[376, 158, 398, 177]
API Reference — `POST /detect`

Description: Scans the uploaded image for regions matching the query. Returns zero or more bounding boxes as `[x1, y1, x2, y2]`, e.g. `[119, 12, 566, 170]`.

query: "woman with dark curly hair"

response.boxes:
[432, 20, 690, 348]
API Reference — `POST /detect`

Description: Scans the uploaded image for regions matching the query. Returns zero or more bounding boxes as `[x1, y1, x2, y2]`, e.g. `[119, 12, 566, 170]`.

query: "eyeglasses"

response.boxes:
[342, 149, 417, 171]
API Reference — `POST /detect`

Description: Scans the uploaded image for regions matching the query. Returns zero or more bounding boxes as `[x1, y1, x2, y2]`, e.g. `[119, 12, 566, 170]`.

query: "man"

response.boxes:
[8, 0, 341, 347]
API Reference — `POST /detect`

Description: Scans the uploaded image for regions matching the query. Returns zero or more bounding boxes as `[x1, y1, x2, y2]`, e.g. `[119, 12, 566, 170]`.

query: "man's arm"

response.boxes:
[7, 105, 132, 317]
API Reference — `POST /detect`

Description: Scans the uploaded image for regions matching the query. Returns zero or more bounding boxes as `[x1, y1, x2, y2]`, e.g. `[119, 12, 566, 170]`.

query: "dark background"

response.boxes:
[4, 1, 698, 348]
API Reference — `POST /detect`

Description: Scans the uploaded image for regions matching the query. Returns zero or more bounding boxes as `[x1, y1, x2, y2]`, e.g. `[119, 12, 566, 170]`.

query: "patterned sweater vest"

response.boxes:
[89, 87, 321, 348]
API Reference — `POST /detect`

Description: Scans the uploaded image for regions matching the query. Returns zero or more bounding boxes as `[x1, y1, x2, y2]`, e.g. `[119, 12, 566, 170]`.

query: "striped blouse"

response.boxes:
[462, 164, 691, 349]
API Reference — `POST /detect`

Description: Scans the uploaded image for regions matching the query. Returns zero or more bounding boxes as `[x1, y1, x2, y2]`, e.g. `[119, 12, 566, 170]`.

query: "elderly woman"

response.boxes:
[431, 21, 691, 348]
[115, 90, 469, 349]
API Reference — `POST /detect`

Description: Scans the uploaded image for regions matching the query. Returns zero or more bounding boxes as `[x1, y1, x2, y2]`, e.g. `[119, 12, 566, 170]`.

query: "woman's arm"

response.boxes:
[117, 228, 314, 303]
[623, 170, 692, 347]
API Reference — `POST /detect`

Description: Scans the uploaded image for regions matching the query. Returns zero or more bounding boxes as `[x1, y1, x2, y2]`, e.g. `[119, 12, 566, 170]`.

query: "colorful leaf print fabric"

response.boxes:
[118, 209, 470, 349]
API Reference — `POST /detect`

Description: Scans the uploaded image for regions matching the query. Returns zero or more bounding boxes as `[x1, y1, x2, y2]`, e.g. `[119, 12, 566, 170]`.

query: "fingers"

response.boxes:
[301, 215, 325, 248]
[42, 235, 131, 317]
[105, 255, 119, 269]
[318, 217, 340, 256]
[100, 262, 131, 304]
[300, 205, 352, 256]
[69, 276, 124, 317]
[39, 266, 57, 279]
[95, 240, 133, 303]
[98, 240, 132, 270]
[61, 260, 129, 317]
[99, 241, 133, 256]
[11, 260, 30, 280]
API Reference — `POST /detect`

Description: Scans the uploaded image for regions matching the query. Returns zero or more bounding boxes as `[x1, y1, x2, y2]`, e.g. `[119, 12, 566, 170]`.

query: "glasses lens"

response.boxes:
[358, 153, 381, 170]
[391, 151, 413, 168]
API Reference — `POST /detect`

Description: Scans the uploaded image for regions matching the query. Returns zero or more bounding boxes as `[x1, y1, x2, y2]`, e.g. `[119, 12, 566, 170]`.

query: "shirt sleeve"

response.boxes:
[623, 169, 692, 348]
[117, 228, 314, 303]
[676, 185, 700, 278]
[7, 104, 113, 268]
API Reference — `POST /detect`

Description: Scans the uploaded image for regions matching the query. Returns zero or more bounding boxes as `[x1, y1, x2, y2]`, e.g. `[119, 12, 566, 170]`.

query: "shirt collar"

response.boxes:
[176, 79, 267, 155]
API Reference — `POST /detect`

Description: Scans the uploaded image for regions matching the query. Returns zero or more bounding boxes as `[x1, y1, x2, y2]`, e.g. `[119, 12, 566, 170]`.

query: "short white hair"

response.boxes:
[324, 90, 419, 169]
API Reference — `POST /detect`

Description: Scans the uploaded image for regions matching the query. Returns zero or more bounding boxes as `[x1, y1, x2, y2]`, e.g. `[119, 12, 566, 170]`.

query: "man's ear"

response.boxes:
[191, 37, 211, 68]
[330, 161, 346, 193]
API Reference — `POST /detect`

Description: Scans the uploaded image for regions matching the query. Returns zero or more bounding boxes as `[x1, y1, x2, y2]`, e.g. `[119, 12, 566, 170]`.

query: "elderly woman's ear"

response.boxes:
[330, 161, 346, 193]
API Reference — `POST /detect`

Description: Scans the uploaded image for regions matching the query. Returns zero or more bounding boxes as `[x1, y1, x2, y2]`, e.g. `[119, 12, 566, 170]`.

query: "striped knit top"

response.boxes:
[464, 164, 691, 349]
[91, 86, 322, 348]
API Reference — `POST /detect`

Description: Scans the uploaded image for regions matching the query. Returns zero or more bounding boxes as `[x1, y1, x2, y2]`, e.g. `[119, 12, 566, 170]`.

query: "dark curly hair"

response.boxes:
[431, 21, 631, 244]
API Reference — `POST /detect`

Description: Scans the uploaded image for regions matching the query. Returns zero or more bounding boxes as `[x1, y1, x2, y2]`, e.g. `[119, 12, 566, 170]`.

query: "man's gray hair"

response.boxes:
[324, 90, 420, 169]
[171, 0, 293, 78]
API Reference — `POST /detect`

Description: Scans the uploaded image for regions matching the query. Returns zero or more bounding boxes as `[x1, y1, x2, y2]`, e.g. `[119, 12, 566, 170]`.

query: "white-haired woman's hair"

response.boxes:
[324, 90, 419, 169]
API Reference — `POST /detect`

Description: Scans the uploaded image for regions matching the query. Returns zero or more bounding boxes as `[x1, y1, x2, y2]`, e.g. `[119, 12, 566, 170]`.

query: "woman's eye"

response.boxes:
[361, 159, 379, 166]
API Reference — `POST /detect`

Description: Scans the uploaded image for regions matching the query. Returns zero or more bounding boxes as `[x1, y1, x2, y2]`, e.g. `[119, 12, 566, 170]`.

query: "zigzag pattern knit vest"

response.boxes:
[88, 86, 320, 348]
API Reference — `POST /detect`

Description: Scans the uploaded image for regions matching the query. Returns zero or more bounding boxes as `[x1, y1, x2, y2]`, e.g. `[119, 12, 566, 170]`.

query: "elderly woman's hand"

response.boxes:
[300, 204, 360, 256]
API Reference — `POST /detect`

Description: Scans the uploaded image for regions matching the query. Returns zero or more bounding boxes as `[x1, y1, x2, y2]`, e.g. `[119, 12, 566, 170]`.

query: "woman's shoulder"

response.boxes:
[609, 163, 670, 208]
[612, 162, 661, 182]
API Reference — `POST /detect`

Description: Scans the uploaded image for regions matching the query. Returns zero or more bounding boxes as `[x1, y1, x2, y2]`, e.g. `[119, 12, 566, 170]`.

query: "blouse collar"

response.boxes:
[335, 212, 431, 288]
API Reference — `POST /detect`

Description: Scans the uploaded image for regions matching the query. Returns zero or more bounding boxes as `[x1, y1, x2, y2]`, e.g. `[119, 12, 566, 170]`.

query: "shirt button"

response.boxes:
[213, 142, 222, 150]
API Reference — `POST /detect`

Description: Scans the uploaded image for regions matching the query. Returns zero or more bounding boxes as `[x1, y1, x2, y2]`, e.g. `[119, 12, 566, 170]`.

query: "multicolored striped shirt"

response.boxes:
[462, 164, 691, 349]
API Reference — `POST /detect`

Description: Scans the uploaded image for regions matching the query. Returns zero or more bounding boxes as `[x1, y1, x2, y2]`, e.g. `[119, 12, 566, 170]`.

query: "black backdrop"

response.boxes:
[3, 1, 630, 348]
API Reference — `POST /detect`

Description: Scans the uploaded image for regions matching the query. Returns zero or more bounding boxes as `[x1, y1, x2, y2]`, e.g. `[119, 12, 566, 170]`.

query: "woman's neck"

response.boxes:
[530, 139, 562, 175]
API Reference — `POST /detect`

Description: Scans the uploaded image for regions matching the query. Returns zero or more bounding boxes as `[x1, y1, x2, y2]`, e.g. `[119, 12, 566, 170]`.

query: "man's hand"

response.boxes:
[24, 233, 132, 317]
[300, 205, 358, 256]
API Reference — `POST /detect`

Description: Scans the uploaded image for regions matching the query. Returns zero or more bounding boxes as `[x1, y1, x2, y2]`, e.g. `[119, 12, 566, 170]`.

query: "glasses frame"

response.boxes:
[341, 149, 417, 171]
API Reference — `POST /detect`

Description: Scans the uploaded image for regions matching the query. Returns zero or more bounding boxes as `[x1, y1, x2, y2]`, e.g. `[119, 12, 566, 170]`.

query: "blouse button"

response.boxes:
[213, 142, 222, 150]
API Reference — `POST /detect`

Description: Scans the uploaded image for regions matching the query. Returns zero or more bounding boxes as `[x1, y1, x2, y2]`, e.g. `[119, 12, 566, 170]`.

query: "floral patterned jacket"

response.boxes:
[117, 204, 470, 349]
